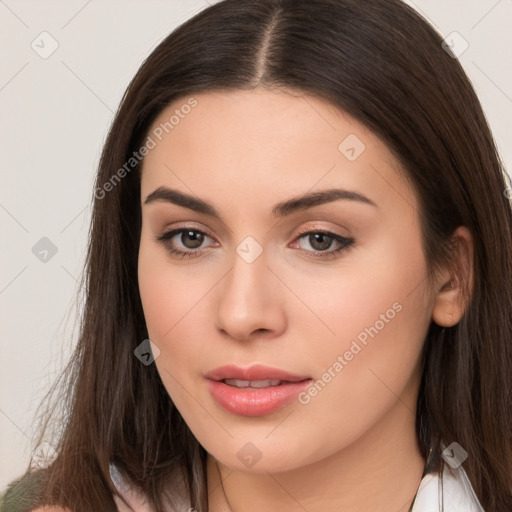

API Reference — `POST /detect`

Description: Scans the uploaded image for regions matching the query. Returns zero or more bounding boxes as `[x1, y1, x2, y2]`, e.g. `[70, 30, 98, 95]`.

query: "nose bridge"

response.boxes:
[215, 237, 286, 339]
[222, 240, 270, 312]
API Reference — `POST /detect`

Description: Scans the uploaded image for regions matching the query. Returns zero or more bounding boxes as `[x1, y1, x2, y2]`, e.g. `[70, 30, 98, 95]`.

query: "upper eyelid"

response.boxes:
[295, 222, 350, 238]
[159, 225, 351, 247]
[160, 221, 346, 234]
[163, 224, 215, 241]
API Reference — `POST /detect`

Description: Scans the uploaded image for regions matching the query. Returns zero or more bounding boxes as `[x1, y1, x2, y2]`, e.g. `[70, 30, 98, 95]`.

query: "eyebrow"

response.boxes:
[144, 186, 378, 218]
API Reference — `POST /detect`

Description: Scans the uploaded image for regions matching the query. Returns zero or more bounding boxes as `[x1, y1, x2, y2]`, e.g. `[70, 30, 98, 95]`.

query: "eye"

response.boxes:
[292, 230, 355, 259]
[156, 228, 216, 258]
[156, 227, 355, 261]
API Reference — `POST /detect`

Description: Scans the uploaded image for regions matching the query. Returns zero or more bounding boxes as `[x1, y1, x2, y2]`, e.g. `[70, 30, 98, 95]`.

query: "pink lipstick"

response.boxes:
[205, 364, 312, 416]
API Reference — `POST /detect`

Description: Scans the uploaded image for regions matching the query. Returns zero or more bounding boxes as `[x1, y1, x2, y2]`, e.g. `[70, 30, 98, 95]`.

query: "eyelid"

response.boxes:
[293, 222, 351, 239]
[156, 221, 354, 260]
[158, 221, 349, 243]
[157, 226, 217, 246]
[160, 221, 216, 239]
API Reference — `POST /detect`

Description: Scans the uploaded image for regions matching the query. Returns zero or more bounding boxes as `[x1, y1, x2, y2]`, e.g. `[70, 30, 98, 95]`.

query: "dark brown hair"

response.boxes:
[3, 0, 511, 511]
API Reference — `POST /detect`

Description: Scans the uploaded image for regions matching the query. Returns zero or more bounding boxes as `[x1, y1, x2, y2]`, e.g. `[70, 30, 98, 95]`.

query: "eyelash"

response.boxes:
[155, 227, 355, 260]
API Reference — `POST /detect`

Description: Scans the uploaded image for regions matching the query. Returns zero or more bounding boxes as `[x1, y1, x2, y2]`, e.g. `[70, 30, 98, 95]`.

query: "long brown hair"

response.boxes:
[3, 0, 511, 511]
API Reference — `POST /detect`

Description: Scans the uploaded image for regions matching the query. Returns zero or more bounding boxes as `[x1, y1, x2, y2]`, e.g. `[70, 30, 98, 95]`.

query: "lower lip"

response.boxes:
[206, 379, 312, 416]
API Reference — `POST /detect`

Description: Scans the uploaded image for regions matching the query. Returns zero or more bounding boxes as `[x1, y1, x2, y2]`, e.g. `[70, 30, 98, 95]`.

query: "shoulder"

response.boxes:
[110, 462, 192, 511]
[1, 470, 47, 512]
[1, 471, 72, 512]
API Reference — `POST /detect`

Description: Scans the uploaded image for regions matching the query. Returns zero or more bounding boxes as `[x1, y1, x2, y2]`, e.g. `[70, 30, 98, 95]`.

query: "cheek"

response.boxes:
[137, 245, 200, 410]
[138, 232, 204, 339]
[291, 227, 430, 402]
[138, 238, 184, 353]
[137, 235, 221, 383]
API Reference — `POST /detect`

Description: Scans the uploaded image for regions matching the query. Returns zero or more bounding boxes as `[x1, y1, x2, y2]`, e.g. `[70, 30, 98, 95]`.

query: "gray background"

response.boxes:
[1, 0, 511, 491]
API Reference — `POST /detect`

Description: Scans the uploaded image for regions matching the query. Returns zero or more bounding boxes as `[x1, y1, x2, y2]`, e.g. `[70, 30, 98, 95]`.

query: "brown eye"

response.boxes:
[307, 232, 334, 251]
[294, 230, 355, 259]
[156, 228, 215, 258]
[180, 230, 205, 249]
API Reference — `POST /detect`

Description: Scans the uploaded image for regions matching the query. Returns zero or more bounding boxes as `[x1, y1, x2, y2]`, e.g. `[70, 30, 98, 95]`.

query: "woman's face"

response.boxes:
[138, 88, 436, 472]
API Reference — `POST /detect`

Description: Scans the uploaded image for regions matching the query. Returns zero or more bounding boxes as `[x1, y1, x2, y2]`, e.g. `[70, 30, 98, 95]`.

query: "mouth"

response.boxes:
[205, 364, 312, 416]
[205, 363, 311, 383]
[222, 378, 292, 388]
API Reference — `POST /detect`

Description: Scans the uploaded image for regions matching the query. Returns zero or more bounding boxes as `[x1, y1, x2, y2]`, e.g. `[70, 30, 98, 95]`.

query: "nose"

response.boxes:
[214, 247, 287, 342]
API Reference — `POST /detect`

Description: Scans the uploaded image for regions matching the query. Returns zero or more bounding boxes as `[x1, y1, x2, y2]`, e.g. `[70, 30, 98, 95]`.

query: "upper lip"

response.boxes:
[205, 364, 311, 382]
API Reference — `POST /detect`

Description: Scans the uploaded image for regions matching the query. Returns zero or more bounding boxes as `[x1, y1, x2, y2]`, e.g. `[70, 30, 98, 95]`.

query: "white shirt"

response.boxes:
[110, 462, 485, 512]
[411, 464, 485, 512]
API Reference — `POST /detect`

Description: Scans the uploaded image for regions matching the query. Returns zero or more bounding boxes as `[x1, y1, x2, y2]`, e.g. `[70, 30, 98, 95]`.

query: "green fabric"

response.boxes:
[0, 471, 44, 512]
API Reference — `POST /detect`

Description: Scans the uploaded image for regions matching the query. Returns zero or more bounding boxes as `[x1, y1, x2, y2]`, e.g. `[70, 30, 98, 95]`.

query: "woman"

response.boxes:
[2, 0, 511, 511]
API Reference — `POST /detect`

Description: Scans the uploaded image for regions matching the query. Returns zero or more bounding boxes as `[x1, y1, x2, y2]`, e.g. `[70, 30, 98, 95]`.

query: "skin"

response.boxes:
[136, 87, 473, 512]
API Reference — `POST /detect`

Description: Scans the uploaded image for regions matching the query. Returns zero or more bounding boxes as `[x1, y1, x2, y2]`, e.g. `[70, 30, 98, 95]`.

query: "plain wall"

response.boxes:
[1, 0, 511, 492]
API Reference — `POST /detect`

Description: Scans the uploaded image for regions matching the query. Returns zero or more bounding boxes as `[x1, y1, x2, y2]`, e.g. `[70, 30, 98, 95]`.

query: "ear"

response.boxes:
[431, 226, 474, 327]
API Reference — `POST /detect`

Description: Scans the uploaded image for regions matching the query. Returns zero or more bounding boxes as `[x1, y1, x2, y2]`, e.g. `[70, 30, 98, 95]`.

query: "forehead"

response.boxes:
[140, 88, 417, 218]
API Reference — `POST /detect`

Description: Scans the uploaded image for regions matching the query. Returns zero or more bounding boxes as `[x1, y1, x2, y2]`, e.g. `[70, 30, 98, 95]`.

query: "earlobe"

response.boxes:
[431, 226, 474, 328]
[431, 275, 461, 327]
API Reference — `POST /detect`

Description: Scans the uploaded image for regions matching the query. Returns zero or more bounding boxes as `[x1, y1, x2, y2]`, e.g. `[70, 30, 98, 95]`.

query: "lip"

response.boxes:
[204, 364, 311, 382]
[205, 364, 312, 417]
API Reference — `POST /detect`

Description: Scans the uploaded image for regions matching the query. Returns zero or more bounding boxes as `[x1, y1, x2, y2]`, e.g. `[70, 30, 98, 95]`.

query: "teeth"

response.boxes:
[224, 378, 283, 388]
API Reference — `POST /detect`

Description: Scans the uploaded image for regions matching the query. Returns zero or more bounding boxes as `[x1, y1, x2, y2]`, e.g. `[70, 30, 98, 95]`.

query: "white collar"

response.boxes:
[110, 462, 485, 512]
[411, 465, 485, 512]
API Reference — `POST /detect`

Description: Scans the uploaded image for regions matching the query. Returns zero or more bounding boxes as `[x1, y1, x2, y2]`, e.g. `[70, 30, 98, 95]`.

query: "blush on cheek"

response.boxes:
[138, 275, 207, 361]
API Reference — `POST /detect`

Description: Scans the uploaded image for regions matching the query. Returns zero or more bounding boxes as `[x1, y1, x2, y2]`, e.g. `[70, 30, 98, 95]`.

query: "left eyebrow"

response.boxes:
[272, 188, 378, 216]
[143, 186, 378, 219]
